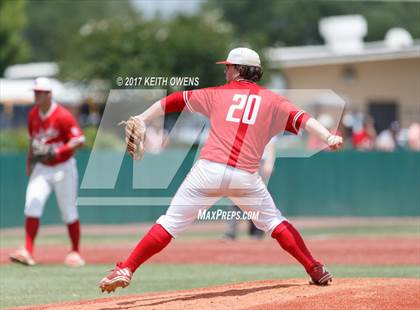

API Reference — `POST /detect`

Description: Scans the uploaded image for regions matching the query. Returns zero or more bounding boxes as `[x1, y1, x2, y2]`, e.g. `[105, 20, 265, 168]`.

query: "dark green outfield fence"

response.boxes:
[1, 150, 419, 228]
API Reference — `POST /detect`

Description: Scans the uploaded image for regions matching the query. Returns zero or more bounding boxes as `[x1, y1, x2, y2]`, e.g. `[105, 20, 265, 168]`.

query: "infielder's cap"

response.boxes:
[216, 47, 261, 67]
[32, 77, 52, 92]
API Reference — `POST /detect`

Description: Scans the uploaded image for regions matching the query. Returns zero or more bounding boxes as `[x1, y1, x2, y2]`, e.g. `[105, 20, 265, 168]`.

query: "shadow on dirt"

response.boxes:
[99, 283, 303, 310]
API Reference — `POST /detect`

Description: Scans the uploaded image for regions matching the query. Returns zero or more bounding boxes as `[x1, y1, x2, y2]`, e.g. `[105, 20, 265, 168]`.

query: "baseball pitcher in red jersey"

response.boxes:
[9, 77, 86, 267]
[99, 48, 343, 292]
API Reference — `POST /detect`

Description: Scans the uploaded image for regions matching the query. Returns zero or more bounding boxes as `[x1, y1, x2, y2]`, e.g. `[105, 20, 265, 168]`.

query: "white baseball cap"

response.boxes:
[216, 47, 261, 67]
[32, 77, 52, 92]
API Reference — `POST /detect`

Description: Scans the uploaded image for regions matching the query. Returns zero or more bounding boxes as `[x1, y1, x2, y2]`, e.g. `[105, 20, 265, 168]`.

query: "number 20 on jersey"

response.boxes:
[226, 94, 262, 125]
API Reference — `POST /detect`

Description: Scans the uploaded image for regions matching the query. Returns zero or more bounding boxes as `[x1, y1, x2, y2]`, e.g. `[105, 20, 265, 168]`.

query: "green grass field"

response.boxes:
[1, 264, 419, 308]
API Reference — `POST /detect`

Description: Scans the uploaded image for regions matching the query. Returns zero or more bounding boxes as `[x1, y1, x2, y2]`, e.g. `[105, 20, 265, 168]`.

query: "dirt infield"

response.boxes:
[15, 278, 420, 310]
[1, 237, 419, 265]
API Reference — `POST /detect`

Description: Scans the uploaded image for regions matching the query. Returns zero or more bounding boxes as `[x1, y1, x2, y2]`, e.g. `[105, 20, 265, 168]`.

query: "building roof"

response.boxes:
[266, 39, 420, 69]
[0, 78, 82, 106]
[4, 62, 59, 79]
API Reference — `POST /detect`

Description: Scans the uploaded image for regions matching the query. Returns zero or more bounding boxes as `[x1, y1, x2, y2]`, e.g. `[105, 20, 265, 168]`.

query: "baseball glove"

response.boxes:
[119, 116, 146, 160]
[31, 139, 55, 162]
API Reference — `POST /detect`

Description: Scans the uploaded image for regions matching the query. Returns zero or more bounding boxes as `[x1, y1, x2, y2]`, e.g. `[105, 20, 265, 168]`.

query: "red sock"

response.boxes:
[271, 221, 319, 272]
[67, 220, 80, 252]
[121, 224, 172, 273]
[25, 217, 39, 255]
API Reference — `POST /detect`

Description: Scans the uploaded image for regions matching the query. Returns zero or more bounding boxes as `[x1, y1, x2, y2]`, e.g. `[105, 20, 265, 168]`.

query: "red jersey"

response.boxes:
[161, 80, 310, 173]
[352, 130, 375, 150]
[28, 103, 84, 166]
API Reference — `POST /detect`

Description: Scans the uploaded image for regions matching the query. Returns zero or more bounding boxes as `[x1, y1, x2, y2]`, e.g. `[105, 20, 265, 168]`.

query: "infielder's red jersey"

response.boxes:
[28, 103, 84, 166]
[161, 80, 309, 173]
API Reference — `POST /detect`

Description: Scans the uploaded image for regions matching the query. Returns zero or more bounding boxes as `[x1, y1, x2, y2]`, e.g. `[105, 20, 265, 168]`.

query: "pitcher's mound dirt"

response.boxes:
[25, 278, 419, 310]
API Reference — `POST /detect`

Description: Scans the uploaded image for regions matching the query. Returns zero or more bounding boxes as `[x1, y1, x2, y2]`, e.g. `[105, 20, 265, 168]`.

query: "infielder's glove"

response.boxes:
[119, 116, 146, 160]
[31, 139, 55, 162]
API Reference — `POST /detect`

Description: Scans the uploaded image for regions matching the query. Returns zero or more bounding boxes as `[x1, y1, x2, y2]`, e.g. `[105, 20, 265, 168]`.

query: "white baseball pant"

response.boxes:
[24, 157, 79, 223]
[157, 159, 286, 237]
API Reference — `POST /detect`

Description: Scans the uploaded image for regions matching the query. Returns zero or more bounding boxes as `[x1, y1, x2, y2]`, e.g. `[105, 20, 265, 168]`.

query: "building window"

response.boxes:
[342, 66, 357, 82]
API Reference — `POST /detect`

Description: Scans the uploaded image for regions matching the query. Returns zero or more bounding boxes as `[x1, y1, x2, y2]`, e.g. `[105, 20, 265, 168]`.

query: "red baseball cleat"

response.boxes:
[308, 264, 333, 286]
[99, 262, 132, 293]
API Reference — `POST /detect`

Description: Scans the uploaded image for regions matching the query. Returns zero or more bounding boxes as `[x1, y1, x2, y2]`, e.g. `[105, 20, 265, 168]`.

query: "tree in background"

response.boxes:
[204, 0, 420, 47]
[9, 0, 417, 84]
[24, 0, 136, 61]
[0, 0, 29, 74]
[60, 12, 234, 87]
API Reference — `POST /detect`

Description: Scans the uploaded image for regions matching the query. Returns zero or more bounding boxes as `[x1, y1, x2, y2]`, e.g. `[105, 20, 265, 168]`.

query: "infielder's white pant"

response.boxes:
[25, 158, 79, 224]
[157, 159, 286, 237]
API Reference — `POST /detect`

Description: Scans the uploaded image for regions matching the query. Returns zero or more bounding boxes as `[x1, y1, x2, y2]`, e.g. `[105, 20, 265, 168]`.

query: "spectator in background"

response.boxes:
[407, 122, 420, 151]
[376, 121, 402, 151]
[80, 100, 101, 127]
[0, 104, 13, 128]
[352, 116, 376, 151]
